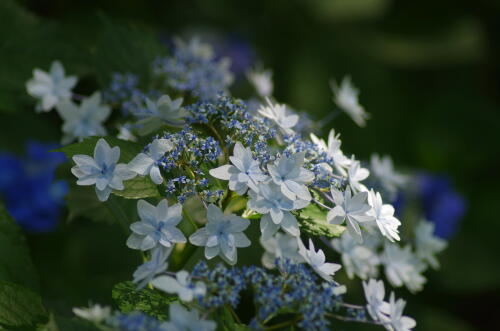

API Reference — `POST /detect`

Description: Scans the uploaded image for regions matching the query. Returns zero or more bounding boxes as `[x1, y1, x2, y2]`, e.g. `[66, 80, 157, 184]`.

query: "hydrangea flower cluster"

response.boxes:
[0, 142, 67, 232]
[24, 37, 457, 330]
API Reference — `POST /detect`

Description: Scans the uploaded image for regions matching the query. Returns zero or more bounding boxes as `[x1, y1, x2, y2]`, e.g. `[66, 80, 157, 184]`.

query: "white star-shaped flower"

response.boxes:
[331, 76, 369, 127]
[126, 199, 186, 251]
[153, 270, 206, 302]
[327, 187, 374, 243]
[380, 293, 417, 331]
[380, 244, 426, 293]
[332, 231, 379, 279]
[128, 138, 174, 184]
[414, 220, 447, 269]
[136, 95, 187, 135]
[368, 190, 401, 242]
[371, 154, 407, 197]
[260, 233, 304, 269]
[209, 142, 268, 194]
[71, 138, 136, 201]
[132, 246, 171, 289]
[247, 67, 273, 98]
[189, 205, 250, 265]
[248, 182, 309, 239]
[26, 60, 77, 112]
[310, 129, 352, 176]
[267, 152, 314, 201]
[56, 92, 111, 144]
[299, 239, 341, 282]
[161, 303, 216, 331]
[72, 304, 111, 323]
[258, 98, 298, 134]
[362, 279, 390, 324]
[347, 159, 370, 193]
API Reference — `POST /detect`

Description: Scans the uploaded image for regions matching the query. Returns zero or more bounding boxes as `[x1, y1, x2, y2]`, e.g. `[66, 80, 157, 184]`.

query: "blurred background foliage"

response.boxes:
[1, 0, 499, 329]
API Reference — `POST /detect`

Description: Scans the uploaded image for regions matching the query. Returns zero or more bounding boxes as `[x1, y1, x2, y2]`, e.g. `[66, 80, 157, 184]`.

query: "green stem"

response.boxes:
[207, 122, 229, 162]
[264, 315, 302, 330]
[227, 305, 242, 324]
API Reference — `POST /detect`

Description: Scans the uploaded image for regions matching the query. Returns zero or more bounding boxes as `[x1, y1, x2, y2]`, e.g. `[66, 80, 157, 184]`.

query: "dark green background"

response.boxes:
[1, 0, 499, 329]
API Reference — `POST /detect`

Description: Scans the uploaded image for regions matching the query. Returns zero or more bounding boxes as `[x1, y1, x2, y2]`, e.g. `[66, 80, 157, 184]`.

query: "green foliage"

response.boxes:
[40, 314, 100, 331]
[0, 204, 40, 292]
[214, 306, 254, 331]
[93, 16, 165, 87]
[57, 136, 160, 199]
[298, 204, 345, 238]
[0, 0, 91, 113]
[112, 281, 176, 320]
[0, 281, 47, 328]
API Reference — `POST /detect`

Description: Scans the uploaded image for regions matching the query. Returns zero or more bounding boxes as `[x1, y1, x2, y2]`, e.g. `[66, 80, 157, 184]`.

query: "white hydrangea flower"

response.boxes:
[331, 76, 369, 127]
[414, 220, 447, 269]
[117, 123, 137, 142]
[299, 239, 341, 282]
[128, 138, 174, 184]
[189, 205, 250, 265]
[26, 60, 77, 112]
[368, 190, 401, 242]
[347, 159, 370, 193]
[380, 244, 427, 293]
[247, 67, 273, 98]
[71, 138, 136, 201]
[362, 279, 390, 323]
[56, 92, 111, 144]
[310, 129, 352, 176]
[370, 154, 407, 197]
[248, 182, 309, 239]
[327, 187, 374, 243]
[136, 95, 187, 135]
[72, 304, 111, 323]
[258, 98, 298, 134]
[126, 199, 186, 251]
[332, 231, 379, 279]
[267, 152, 314, 201]
[161, 303, 216, 331]
[132, 246, 171, 289]
[209, 142, 268, 194]
[381, 293, 417, 331]
[152, 270, 206, 302]
[260, 233, 304, 269]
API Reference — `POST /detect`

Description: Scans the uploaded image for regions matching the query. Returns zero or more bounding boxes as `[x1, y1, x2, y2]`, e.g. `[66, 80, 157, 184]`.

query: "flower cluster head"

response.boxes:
[153, 38, 233, 100]
[30, 37, 451, 331]
[0, 142, 67, 232]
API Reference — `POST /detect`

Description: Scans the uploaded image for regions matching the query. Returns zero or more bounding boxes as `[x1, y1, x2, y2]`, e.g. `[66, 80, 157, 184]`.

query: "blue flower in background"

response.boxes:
[0, 142, 68, 232]
[417, 173, 466, 239]
[392, 173, 466, 239]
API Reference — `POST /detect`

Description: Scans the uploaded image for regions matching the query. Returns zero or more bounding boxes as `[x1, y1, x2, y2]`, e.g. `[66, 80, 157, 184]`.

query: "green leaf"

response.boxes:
[298, 204, 345, 238]
[214, 306, 254, 331]
[57, 136, 160, 199]
[112, 281, 175, 320]
[112, 176, 160, 199]
[0, 203, 40, 292]
[0, 281, 47, 328]
[0, 0, 92, 113]
[40, 313, 100, 331]
[93, 16, 165, 87]
[66, 184, 138, 228]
